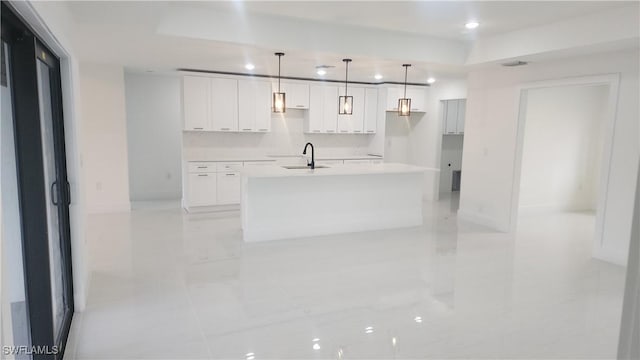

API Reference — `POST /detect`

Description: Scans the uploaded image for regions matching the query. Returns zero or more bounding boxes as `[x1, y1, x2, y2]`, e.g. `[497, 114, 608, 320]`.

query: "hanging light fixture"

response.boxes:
[338, 58, 353, 115]
[398, 64, 412, 116]
[273, 52, 286, 113]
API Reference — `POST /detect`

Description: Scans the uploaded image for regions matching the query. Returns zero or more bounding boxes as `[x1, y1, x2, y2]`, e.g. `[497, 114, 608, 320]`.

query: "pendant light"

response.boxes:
[398, 64, 412, 116]
[273, 52, 286, 113]
[338, 58, 353, 115]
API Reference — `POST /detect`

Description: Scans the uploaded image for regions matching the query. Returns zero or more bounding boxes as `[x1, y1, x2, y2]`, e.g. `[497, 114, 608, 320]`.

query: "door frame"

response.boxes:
[509, 74, 620, 255]
[2, 2, 74, 358]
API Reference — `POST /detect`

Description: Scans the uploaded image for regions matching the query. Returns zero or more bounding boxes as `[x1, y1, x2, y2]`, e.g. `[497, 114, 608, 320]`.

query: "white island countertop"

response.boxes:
[241, 162, 439, 178]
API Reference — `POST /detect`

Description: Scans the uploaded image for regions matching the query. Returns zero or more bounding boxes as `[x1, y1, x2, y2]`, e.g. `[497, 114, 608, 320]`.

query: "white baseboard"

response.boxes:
[457, 209, 509, 232]
[87, 202, 131, 214]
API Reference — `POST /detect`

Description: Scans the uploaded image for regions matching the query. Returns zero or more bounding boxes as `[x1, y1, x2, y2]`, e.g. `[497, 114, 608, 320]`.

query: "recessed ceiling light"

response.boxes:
[427, 77, 436, 84]
[374, 74, 383, 80]
[245, 63, 255, 70]
[317, 69, 327, 76]
[312, 343, 321, 350]
[465, 21, 480, 29]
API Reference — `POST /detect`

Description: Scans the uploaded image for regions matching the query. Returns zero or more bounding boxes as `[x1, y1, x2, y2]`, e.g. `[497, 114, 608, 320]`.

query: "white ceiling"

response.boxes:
[194, 1, 628, 41]
[65, 1, 637, 82]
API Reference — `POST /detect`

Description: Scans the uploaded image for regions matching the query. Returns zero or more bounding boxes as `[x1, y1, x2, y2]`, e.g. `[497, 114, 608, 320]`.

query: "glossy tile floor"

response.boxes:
[64, 194, 626, 359]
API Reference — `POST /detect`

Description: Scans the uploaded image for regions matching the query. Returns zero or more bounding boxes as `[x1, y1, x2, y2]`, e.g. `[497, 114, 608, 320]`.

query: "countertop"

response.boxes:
[187, 154, 383, 163]
[241, 162, 439, 178]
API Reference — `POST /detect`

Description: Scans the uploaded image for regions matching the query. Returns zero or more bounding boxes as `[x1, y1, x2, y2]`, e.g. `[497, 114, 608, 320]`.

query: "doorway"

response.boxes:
[511, 75, 619, 253]
[1, 3, 74, 359]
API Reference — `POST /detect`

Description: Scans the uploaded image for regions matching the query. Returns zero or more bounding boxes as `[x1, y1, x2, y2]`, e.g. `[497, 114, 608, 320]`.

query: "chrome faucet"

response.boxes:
[303, 142, 315, 169]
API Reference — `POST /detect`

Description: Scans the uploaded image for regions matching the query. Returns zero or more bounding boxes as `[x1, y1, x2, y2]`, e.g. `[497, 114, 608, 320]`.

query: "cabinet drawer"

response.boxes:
[217, 162, 243, 172]
[188, 162, 217, 173]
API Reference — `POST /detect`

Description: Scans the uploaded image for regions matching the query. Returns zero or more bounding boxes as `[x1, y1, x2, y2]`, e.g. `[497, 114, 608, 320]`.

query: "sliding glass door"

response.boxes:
[1, 3, 73, 359]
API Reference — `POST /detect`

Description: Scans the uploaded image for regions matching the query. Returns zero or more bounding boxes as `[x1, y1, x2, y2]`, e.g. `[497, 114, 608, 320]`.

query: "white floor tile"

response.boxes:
[69, 194, 626, 359]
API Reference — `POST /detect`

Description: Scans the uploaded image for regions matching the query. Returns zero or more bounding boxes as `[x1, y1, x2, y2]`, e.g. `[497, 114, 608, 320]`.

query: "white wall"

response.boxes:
[459, 49, 639, 266]
[124, 73, 182, 201]
[519, 84, 608, 211]
[80, 63, 131, 213]
[439, 135, 464, 193]
[183, 110, 374, 160]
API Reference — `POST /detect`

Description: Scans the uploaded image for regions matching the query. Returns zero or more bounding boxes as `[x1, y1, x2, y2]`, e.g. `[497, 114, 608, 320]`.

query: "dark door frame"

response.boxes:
[2, 2, 74, 359]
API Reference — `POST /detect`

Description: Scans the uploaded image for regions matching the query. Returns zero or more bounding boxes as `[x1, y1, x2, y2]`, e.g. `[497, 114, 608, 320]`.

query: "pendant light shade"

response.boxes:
[273, 52, 286, 113]
[398, 64, 411, 117]
[339, 58, 353, 115]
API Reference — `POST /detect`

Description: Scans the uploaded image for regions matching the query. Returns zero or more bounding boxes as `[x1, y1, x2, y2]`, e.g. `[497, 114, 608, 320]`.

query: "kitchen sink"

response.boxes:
[281, 165, 329, 170]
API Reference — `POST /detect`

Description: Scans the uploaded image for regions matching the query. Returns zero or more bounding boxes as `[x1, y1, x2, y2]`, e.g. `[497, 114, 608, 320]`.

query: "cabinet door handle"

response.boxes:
[193, 127, 203, 130]
[198, 174, 208, 177]
[354, 130, 361, 133]
[225, 173, 236, 176]
[326, 130, 335, 133]
[340, 130, 348, 133]
[366, 130, 374, 133]
[220, 127, 230, 131]
[448, 131, 455, 134]
[312, 130, 320, 133]
[259, 129, 268, 131]
[242, 128, 252, 131]
[197, 166, 208, 169]
[295, 105, 304, 108]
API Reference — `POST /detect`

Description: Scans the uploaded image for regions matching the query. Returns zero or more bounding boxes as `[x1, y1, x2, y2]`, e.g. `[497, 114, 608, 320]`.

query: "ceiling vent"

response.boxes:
[501, 60, 528, 67]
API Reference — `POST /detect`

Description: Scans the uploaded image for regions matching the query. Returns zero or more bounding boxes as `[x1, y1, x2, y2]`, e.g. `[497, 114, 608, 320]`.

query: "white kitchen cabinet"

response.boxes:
[216, 172, 241, 204]
[238, 80, 271, 132]
[337, 86, 365, 133]
[407, 88, 426, 112]
[443, 99, 466, 135]
[386, 86, 427, 112]
[306, 85, 324, 133]
[211, 78, 238, 132]
[364, 88, 378, 134]
[323, 86, 339, 133]
[275, 82, 310, 109]
[456, 99, 466, 134]
[306, 85, 339, 134]
[187, 173, 217, 206]
[183, 76, 211, 131]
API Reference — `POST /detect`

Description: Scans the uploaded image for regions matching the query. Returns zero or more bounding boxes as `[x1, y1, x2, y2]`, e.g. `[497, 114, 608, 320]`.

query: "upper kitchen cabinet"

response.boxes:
[273, 82, 310, 109]
[337, 86, 365, 133]
[183, 76, 211, 131]
[442, 98, 466, 135]
[364, 88, 378, 134]
[306, 85, 338, 133]
[385, 86, 427, 112]
[238, 79, 271, 132]
[210, 78, 238, 132]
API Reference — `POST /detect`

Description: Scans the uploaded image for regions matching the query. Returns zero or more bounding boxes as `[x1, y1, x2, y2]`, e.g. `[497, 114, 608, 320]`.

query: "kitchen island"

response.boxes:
[240, 163, 436, 242]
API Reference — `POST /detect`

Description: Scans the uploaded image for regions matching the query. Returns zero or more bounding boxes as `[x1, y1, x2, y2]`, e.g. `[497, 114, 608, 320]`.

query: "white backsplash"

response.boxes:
[183, 109, 376, 160]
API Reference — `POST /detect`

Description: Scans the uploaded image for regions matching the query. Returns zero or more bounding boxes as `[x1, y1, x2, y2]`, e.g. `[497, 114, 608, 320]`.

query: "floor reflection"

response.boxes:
[65, 194, 626, 359]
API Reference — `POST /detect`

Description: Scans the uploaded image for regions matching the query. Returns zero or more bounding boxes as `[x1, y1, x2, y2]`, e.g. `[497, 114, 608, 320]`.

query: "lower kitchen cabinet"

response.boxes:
[187, 173, 217, 206]
[216, 172, 241, 205]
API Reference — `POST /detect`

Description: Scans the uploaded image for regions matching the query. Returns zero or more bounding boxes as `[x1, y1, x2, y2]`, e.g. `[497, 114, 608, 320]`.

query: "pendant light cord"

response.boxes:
[345, 61, 348, 95]
[343, 59, 351, 96]
[278, 54, 281, 92]
[403, 64, 410, 98]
